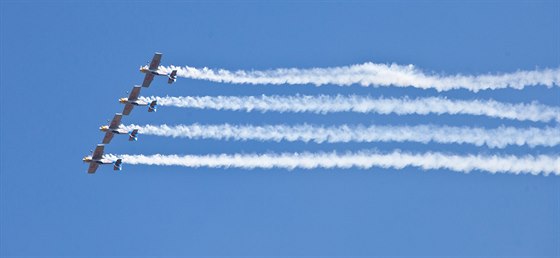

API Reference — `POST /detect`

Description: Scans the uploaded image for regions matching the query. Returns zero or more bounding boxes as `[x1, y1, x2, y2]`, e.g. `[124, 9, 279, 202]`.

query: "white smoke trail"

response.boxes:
[121, 124, 560, 149]
[160, 63, 560, 92]
[140, 95, 560, 123]
[106, 151, 560, 176]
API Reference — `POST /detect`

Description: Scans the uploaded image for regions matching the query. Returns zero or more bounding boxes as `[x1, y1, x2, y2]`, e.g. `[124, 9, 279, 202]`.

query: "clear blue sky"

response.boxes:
[1, 1, 559, 257]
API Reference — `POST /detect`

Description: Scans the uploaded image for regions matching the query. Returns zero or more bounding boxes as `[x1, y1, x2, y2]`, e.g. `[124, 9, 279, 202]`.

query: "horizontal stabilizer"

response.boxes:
[113, 159, 123, 171]
[128, 129, 139, 141]
[168, 70, 177, 84]
[148, 100, 157, 112]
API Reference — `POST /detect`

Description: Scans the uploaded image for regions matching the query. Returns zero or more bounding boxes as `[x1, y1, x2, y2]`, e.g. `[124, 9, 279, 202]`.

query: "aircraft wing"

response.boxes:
[128, 86, 142, 100]
[92, 144, 105, 159]
[109, 113, 122, 129]
[102, 132, 114, 144]
[148, 52, 162, 70]
[142, 73, 154, 87]
[122, 103, 134, 115]
[88, 163, 99, 174]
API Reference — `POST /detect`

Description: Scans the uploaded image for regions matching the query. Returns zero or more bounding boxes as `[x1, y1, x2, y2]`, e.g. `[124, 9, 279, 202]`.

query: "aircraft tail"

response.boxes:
[148, 100, 157, 112]
[168, 70, 177, 84]
[128, 129, 139, 141]
[113, 159, 123, 171]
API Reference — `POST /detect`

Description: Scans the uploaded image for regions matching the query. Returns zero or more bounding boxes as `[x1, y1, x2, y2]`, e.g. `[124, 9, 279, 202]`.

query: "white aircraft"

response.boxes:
[119, 85, 157, 115]
[83, 144, 122, 173]
[100, 113, 139, 143]
[140, 52, 177, 87]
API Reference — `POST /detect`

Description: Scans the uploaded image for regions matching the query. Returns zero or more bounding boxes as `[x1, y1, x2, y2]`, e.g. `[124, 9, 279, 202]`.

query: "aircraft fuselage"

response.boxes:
[83, 157, 113, 165]
[119, 98, 149, 106]
[140, 67, 167, 76]
[99, 126, 128, 135]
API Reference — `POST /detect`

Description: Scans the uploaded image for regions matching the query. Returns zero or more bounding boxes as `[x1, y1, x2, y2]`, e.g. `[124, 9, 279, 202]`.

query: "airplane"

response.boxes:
[119, 85, 158, 115]
[83, 144, 123, 173]
[100, 113, 139, 144]
[140, 52, 177, 87]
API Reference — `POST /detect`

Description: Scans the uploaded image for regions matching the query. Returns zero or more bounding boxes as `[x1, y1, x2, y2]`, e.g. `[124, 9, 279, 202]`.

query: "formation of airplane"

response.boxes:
[84, 52, 175, 173]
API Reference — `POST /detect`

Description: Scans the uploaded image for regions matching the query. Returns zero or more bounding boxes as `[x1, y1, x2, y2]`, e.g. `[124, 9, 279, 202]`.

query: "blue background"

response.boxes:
[1, 1, 559, 256]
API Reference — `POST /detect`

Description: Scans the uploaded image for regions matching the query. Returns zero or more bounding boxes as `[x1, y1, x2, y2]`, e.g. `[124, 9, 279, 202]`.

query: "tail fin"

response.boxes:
[113, 159, 123, 171]
[128, 129, 139, 141]
[148, 100, 157, 112]
[168, 70, 177, 84]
